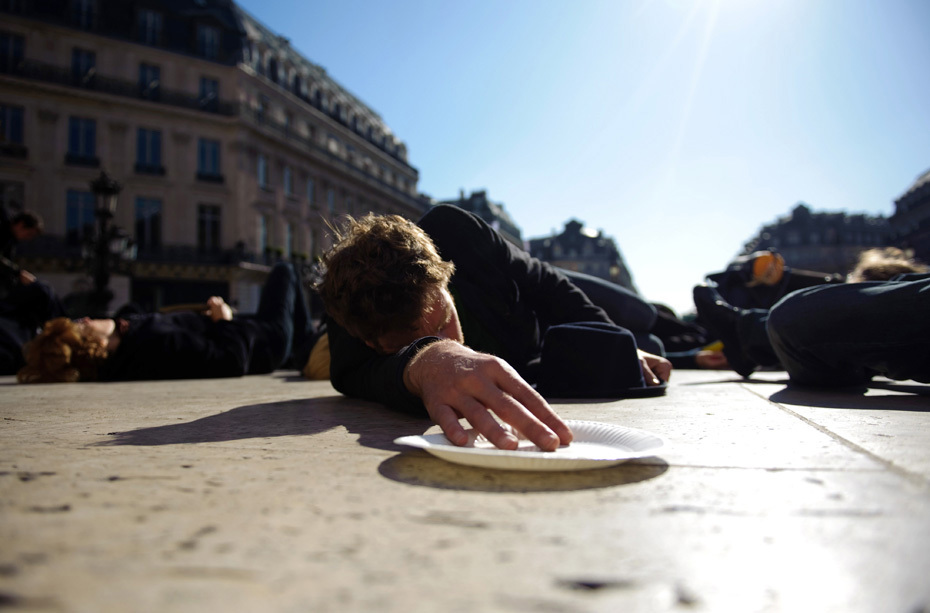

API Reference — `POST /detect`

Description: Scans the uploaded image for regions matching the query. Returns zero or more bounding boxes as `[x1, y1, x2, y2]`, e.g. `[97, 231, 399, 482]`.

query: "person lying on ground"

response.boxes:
[693, 247, 929, 379]
[317, 205, 671, 452]
[17, 263, 315, 383]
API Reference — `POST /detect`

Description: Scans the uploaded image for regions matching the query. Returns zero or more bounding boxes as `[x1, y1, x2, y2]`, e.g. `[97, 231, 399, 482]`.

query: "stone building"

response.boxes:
[528, 220, 637, 291]
[438, 189, 522, 247]
[0, 0, 424, 312]
[740, 203, 891, 275]
[890, 168, 930, 264]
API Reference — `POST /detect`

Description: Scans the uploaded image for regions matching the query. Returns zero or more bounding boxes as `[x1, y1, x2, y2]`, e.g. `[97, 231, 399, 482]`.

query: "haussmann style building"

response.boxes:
[890, 167, 930, 265]
[740, 202, 892, 275]
[0, 0, 425, 313]
[528, 219, 637, 292]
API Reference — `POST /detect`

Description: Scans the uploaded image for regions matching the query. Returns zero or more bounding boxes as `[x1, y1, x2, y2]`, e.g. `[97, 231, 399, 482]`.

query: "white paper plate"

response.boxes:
[394, 420, 666, 471]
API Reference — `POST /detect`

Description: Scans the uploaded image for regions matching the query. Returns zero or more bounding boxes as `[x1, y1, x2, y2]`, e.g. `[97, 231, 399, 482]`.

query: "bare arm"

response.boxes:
[403, 340, 573, 451]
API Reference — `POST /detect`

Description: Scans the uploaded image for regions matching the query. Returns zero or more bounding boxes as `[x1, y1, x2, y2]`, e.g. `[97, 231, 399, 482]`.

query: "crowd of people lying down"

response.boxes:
[3, 203, 927, 450]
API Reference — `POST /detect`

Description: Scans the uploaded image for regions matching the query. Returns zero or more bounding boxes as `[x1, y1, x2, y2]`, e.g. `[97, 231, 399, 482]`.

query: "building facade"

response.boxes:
[740, 203, 891, 274]
[528, 220, 637, 291]
[0, 0, 424, 313]
[890, 168, 930, 264]
[438, 189, 522, 247]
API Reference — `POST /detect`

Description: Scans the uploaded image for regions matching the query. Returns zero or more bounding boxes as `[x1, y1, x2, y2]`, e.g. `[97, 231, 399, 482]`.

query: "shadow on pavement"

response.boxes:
[770, 385, 930, 411]
[96, 396, 430, 451]
[378, 453, 669, 493]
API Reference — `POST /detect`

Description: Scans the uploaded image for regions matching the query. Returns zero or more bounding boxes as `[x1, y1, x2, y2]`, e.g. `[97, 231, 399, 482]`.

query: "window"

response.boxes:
[0, 104, 24, 144]
[326, 186, 335, 215]
[283, 166, 293, 196]
[307, 177, 315, 206]
[257, 154, 268, 189]
[197, 204, 221, 252]
[308, 229, 317, 259]
[196, 24, 219, 60]
[256, 95, 268, 123]
[267, 57, 278, 84]
[138, 63, 160, 100]
[135, 197, 162, 252]
[199, 77, 218, 112]
[258, 215, 269, 253]
[71, 0, 97, 30]
[137, 9, 162, 45]
[345, 194, 354, 216]
[135, 128, 162, 174]
[71, 48, 96, 86]
[66, 190, 95, 246]
[67, 117, 97, 165]
[0, 31, 24, 73]
[197, 138, 221, 181]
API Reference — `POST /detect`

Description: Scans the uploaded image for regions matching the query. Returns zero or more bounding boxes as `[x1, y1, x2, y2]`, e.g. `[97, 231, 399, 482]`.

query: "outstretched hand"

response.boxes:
[638, 349, 672, 386]
[403, 340, 573, 451]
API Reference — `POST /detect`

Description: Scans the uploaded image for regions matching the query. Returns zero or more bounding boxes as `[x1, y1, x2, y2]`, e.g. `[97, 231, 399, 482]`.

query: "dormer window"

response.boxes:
[72, 0, 97, 30]
[196, 24, 220, 60]
[138, 9, 162, 45]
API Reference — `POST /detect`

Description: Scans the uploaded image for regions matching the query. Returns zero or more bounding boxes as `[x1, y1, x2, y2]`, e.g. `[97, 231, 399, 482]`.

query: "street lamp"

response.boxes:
[84, 170, 134, 316]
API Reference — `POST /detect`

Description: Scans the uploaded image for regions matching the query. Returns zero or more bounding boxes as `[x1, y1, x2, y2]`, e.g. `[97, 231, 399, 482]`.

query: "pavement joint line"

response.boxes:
[744, 382, 930, 489]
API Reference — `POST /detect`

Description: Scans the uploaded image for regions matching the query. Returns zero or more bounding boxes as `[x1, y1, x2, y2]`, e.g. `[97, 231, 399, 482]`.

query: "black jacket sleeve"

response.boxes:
[100, 313, 254, 381]
[328, 322, 437, 415]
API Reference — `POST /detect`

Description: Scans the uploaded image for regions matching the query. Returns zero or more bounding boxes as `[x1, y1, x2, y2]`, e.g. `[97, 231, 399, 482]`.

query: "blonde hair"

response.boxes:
[848, 247, 928, 283]
[17, 318, 108, 383]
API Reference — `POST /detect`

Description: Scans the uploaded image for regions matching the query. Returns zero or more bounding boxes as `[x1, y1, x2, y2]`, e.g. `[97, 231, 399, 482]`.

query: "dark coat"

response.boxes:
[327, 205, 611, 414]
[99, 311, 278, 381]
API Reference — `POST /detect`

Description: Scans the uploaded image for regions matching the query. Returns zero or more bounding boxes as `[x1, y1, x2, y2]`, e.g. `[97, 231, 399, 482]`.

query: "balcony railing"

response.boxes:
[1, 59, 237, 116]
[243, 108, 421, 207]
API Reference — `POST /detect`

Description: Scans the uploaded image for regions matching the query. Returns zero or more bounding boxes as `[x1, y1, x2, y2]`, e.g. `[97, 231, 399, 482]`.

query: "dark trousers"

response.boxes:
[766, 274, 930, 386]
[247, 263, 316, 372]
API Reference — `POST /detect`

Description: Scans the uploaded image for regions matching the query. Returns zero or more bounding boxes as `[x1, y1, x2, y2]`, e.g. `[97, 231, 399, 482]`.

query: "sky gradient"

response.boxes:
[236, 0, 930, 314]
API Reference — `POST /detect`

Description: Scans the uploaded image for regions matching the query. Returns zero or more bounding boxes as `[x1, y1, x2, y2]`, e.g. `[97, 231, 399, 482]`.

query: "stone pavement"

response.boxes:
[1, 370, 929, 613]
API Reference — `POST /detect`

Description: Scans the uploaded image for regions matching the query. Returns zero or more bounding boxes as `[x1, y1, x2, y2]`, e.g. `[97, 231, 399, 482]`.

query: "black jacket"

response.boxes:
[328, 205, 611, 414]
[99, 311, 277, 381]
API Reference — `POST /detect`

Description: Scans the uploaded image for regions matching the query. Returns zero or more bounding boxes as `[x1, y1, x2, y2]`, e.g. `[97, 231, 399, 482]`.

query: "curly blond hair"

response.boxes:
[317, 214, 455, 344]
[848, 247, 929, 282]
[17, 318, 108, 383]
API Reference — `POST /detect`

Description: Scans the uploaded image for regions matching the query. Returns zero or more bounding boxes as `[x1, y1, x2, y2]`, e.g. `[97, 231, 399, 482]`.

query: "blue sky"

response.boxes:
[236, 0, 930, 315]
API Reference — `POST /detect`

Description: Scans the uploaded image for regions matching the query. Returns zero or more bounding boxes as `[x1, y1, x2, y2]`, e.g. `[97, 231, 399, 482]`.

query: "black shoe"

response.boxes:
[692, 284, 757, 378]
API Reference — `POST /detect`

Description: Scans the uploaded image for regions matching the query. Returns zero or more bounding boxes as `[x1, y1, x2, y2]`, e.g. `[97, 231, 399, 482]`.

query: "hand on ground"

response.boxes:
[638, 349, 672, 385]
[404, 340, 573, 451]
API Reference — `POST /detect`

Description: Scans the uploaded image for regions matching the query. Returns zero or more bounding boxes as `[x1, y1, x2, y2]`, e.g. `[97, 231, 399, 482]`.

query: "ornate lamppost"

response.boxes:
[84, 170, 135, 316]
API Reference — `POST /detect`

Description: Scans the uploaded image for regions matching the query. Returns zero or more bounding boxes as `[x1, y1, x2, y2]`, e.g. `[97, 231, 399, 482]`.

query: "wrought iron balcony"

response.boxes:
[0, 59, 237, 116]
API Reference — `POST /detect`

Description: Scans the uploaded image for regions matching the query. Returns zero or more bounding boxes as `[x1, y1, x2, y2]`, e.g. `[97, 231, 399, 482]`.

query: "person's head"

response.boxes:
[11, 211, 44, 242]
[317, 214, 459, 353]
[847, 247, 929, 282]
[17, 317, 111, 383]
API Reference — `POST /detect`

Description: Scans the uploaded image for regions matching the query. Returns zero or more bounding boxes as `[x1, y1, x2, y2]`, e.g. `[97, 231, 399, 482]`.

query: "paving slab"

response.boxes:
[1, 370, 929, 613]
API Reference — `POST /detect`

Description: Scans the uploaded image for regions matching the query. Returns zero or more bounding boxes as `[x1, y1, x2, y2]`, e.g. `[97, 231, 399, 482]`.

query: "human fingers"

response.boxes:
[639, 356, 661, 386]
[651, 355, 672, 382]
[450, 393, 523, 450]
[428, 403, 469, 446]
[495, 375, 572, 447]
